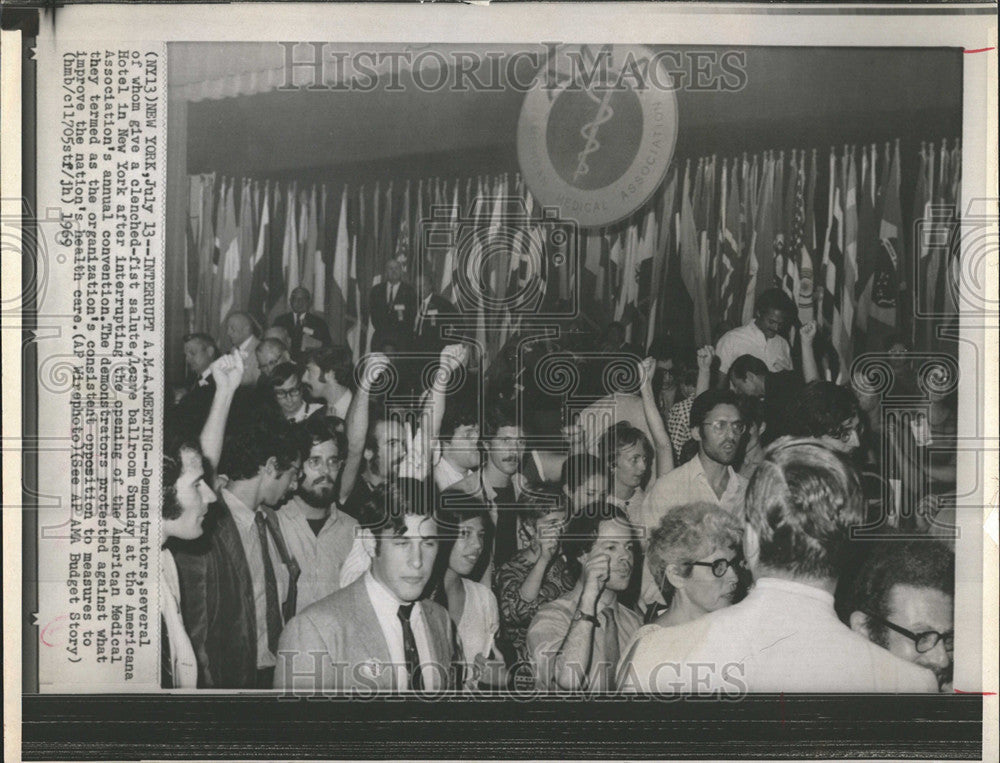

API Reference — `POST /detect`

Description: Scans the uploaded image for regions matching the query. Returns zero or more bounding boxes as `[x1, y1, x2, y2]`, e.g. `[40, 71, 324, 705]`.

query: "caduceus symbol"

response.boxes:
[573, 88, 615, 183]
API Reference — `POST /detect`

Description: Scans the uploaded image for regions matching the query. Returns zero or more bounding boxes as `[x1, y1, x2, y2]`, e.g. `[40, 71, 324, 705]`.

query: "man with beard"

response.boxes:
[848, 540, 954, 692]
[277, 418, 359, 614]
[526, 504, 642, 691]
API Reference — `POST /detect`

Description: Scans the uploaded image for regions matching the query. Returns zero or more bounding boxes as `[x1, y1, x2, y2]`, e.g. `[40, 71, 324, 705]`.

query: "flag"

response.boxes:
[679, 160, 711, 345]
[283, 184, 300, 307]
[266, 183, 287, 321]
[395, 180, 411, 265]
[821, 149, 844, 376]
[786, 158, 813, 327]
[440, 183, 459, 301]
[839, 148, 859, 372]
[299, 186, 315, 301]
[309, 185, 324, 310]
[747, 152, 776, 322]
[867, 140, 903, 350]
[247, 183, 270, 326]
[329, 186, 350, 345]
[646, 167, 678, 350]
[236, 179, 255, 316]
[854, 145, 879, 352]
[717, 159, 740, 325]
[217, 180, 241, 328]
[185, 176, 203, 317]
[797, 150, 817, 324]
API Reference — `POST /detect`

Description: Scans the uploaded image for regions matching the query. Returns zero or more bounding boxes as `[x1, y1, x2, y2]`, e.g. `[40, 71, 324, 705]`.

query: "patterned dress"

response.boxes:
[494, 549, 577, 689]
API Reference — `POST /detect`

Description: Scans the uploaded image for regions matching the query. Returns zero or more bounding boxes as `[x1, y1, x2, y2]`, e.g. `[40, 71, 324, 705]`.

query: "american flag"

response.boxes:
[782, 162, 805, 305]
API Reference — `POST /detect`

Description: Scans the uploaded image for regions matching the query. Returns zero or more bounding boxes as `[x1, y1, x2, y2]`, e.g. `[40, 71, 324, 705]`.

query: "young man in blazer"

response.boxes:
[275, 479, 460, 692]
[173, 418, 304, 689]
[273, 286, 333, 358]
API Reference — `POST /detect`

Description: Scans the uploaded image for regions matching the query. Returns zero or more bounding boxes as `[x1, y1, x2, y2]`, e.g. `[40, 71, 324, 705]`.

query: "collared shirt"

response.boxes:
[387, 282, 398, 303]
[715, 321, 793, 374]
[364, 571, 439, 690]
[526, 592, 642, 691]
[328, 388, 352, 421]
[222, 488, 290, 668]
[608, 487, 646, 526]
[433, 455, 472, 492]
[277, 497, 359, 613]
[618, 577, 939, 693]
[286, 401, 323, 424]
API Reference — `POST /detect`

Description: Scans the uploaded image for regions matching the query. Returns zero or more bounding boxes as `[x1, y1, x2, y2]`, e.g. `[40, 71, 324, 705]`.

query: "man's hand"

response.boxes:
[697, 345, 714, 372]
[800, 320, 817, 345]
[580, 552, 610, 612]
[532, 515, 562, 562]
[638, 356, 657, 389]
[210, 351, 244, 394]
[360, 352, 393, 393]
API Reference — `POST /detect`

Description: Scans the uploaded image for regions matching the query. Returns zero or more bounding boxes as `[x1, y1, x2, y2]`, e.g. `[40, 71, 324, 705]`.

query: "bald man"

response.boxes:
[274, 287, 333, 356]
[224, 312, 261, 386]
[256, 337, 292, 382]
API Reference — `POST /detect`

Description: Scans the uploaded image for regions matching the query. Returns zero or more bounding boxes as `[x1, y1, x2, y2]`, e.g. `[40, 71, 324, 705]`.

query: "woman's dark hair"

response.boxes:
[426, 498, 495, 608]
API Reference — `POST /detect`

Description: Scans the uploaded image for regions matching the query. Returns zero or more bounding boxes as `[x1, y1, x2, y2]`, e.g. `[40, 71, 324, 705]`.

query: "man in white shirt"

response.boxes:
[715, 288, 796, 375]
[277, 418, 358, 613]
[619, 439, 939, 693]
[224, 311, 262, 386]
[302, 345, 354, 421]
[275, 480, 459, 692]
[433, 404, 481, 492]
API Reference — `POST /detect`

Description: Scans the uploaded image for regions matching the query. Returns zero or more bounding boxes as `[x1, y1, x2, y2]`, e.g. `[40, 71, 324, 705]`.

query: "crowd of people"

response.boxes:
[160, 267, 957, 695]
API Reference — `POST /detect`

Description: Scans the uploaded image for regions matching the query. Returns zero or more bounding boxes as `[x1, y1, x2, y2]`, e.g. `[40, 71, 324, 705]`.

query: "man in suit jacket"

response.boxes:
[173, 418, 304, 688]
[170, 333, 219, 439]
[273, 287, 333, 358]
[275, 480, 460, 692]
[369, 260, 417, 353]
[618, 439, 939, 693]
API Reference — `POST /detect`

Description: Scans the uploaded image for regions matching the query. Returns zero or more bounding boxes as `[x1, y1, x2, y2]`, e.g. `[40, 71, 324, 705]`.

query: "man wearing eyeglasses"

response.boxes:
[277, 417, 359, 614]
[848, 540, 954, 692]
[268, 363, 324, 424]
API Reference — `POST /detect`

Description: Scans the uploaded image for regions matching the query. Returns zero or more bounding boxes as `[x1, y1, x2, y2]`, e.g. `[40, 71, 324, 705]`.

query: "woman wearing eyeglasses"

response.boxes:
[643, 502, 745, 626]
[615, 502, 745, 686]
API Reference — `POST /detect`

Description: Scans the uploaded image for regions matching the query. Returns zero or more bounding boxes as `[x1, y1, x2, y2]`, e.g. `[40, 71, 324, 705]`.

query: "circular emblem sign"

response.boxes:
[517, 44, 678, 228]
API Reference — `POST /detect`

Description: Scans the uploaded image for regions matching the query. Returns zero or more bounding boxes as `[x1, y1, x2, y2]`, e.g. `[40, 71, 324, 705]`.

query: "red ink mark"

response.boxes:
[954, 689, 997, 695]
[964, 48, 995, 54]
[40, 614, 69, 647]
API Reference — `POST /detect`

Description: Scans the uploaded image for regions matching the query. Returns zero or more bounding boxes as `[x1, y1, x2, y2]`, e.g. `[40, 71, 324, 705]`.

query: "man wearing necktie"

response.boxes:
[275, 479, 460, 692]
[273, 287, 333, 358]
[526, 504, 642, 691]
[173, 415, 304, 689]
[369, 260, 417, 353]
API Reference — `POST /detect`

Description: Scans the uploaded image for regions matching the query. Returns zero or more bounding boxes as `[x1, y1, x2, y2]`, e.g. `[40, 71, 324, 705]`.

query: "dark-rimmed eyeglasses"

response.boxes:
[865, 612, 954, 654]
[274, 386, 303, 400]
[689, 555, 746, 578]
